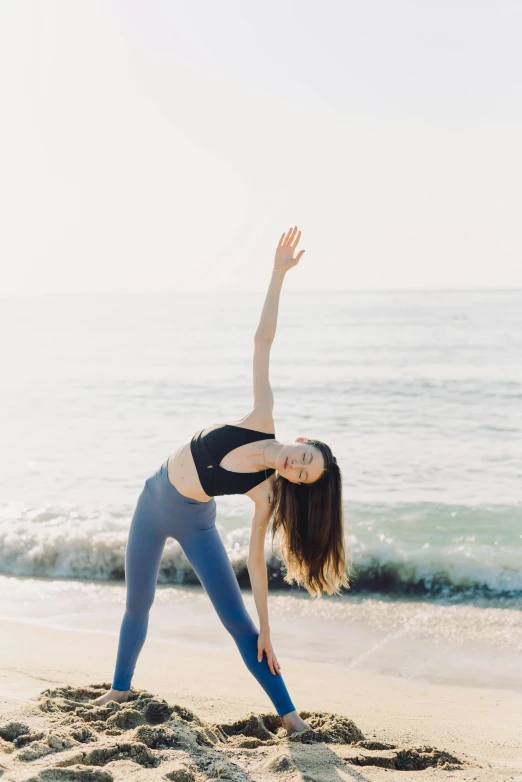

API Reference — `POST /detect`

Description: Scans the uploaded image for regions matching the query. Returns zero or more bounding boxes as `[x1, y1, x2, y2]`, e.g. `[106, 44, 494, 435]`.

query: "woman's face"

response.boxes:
[277, 438, 325, 485]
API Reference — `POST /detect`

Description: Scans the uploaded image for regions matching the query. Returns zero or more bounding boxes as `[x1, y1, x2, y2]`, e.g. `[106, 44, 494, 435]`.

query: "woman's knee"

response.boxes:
[221, 612, 258, 639]
[125, 590, 156, 619]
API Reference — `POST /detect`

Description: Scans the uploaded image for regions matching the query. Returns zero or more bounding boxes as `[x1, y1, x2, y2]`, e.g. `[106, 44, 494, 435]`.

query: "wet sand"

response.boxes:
[1, 618, 521, 781]
[2, 578, 521, 693]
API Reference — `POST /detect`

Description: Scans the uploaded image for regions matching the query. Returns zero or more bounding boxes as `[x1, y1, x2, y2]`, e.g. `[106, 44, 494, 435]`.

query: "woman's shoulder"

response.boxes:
[197, 409, 275, 442]
[227, 407, 275, 434]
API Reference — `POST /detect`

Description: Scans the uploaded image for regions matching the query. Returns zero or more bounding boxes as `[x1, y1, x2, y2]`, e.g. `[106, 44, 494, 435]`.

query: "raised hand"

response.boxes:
[274, 226, 305, 273]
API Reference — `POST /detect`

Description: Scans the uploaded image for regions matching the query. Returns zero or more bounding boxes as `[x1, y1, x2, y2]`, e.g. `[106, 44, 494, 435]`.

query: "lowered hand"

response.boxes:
[257, 629, 282, 675]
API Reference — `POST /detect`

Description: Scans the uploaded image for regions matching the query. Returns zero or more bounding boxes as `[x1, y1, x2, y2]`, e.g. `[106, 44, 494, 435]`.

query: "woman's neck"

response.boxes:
[253, 440, 283, 471]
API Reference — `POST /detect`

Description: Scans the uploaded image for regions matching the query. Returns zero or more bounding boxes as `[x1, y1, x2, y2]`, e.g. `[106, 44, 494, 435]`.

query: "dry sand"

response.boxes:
[0, 618, 521, 781]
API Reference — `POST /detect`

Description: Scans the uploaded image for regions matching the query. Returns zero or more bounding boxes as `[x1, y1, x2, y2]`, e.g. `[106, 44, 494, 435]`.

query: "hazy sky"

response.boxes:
[1, 0, 521, 294]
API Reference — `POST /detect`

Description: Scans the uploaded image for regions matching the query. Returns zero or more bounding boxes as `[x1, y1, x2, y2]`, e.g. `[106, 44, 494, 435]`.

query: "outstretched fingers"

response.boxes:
[284, 226, 297, 245]
[279, 226, 301, 247]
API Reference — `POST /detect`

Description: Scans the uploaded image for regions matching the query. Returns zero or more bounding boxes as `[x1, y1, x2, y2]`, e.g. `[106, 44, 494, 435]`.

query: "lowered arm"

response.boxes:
[246, 502, 273, 632]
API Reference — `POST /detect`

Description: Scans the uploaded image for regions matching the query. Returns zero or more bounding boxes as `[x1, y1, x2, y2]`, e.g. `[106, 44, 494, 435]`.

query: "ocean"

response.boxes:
[1, 289, 520, 594]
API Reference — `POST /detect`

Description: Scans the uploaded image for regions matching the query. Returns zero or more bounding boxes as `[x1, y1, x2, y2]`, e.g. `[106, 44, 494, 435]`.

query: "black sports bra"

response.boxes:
[190, 424, 276, 497]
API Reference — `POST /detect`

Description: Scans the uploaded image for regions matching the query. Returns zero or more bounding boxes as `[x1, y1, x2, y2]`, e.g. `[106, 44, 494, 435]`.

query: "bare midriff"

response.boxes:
[166, 433, 214, 502]
[166, 421, 274, 502]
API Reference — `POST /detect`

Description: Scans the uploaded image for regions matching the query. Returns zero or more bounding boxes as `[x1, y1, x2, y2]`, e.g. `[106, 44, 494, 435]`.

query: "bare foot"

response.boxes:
[280, 710, 311, 733]
[93, 688, 130, 705]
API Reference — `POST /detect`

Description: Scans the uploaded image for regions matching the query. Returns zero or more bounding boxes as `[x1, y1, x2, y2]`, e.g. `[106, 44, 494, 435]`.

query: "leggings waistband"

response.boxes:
[144, 457, 216, 521]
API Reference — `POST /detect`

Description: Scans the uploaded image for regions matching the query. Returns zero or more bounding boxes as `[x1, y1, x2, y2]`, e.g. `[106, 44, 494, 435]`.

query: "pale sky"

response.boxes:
[1, 0, 521, 294]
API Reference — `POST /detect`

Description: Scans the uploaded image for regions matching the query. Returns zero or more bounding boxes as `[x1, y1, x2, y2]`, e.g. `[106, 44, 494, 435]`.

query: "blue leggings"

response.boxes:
[111, 458, 296, 717]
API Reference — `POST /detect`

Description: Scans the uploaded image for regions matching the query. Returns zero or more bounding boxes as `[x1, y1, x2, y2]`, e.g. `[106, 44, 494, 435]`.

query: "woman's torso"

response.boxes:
[167, 409, 276, 502]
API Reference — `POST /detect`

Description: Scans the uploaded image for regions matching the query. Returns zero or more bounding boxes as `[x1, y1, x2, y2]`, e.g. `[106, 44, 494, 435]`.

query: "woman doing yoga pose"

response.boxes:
[94, 227, 350, 733]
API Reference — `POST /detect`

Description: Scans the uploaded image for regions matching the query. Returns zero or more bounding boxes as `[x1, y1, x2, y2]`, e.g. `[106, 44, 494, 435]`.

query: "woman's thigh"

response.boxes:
[124, 486, 168, 615]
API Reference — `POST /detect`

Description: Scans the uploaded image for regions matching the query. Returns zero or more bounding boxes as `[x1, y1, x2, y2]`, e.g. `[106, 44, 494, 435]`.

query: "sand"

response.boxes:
[0, 618, 521, 781]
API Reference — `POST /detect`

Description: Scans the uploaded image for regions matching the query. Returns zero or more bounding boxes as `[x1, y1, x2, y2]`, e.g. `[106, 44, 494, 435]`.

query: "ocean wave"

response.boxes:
[1, 501, 521, 596]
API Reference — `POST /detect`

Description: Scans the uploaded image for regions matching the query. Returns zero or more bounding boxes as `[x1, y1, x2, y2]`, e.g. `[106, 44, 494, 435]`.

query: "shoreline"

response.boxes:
[1, 576, 521, 694]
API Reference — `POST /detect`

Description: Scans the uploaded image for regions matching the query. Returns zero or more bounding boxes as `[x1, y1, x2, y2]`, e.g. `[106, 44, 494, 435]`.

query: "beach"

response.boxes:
[1, 592, 521, 781]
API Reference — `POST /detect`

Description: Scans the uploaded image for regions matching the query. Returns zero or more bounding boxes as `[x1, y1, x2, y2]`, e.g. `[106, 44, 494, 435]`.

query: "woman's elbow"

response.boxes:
[247, 555, 266, 570]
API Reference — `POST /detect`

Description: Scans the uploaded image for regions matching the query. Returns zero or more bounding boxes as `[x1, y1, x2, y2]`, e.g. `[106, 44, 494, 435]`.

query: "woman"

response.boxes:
[94, 226, 350, 734]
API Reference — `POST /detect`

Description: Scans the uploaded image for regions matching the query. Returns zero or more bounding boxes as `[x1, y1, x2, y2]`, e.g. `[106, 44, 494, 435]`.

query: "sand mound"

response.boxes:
[0, 682, 465, 781]
[344, 743, 463, 771]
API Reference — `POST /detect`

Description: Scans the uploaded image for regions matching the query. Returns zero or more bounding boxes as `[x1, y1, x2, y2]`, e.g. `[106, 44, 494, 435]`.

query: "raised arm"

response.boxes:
[252, 227, 305, 413]
[254, 226, 305, 343]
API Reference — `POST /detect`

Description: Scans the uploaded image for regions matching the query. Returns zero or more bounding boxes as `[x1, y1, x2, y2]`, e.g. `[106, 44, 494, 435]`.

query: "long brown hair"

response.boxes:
[269, 440, 352, 598]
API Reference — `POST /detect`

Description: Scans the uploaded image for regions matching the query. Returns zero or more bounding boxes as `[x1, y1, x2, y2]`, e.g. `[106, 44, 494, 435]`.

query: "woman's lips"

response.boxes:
[284, 457, 288, 469]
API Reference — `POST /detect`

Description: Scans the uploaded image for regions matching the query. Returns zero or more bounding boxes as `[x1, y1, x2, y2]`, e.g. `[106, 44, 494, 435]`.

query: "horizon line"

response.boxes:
[1, 287, 521, 298]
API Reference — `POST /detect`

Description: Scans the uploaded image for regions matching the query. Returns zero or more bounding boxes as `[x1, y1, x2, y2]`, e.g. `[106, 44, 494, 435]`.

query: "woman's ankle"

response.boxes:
[110, 688, 130, 700]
